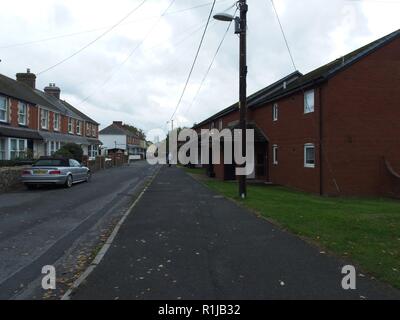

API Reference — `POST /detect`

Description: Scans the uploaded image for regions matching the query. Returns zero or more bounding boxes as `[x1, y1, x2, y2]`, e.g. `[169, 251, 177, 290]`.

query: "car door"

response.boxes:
[69, 159, 82, 181]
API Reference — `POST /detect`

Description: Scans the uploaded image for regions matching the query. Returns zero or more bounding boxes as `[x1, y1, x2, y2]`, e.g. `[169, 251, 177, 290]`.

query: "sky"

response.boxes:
[0, 0, 399, 140]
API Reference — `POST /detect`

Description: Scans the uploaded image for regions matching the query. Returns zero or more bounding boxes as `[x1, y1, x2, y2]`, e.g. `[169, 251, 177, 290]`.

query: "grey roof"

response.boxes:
[194, 28, 400, 128]
[0, 72, 99, 124]
[60, 100, 99, 125]
[39, 131, 91, 145]
[0, 125, 43, 140]
[99, 124, 128, 135]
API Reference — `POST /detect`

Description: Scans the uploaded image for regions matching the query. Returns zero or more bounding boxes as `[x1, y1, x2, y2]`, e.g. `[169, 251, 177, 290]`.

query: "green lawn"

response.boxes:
[202, 179, 400, 289]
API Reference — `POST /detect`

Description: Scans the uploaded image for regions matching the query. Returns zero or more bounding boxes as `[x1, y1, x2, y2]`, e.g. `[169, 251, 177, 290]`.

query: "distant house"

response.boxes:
[0, 69, 101, 161]
[193, 29, 400, 197]
[99, 121, 146, 159]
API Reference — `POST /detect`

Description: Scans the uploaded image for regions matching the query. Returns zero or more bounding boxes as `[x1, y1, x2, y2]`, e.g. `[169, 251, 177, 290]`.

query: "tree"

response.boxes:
[54, 143, 83, 161]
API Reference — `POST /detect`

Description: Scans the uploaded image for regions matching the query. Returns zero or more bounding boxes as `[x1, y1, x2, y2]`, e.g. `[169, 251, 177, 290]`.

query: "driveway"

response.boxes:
[0, 161, 158, 299]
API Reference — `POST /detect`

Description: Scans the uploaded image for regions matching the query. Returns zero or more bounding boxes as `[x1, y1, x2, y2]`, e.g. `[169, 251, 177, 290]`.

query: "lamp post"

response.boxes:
[214, 0, 248, 199]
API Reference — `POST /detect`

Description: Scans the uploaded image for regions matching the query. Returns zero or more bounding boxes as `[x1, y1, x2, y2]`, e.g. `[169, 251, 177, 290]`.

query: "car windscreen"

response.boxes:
[33, 159, 68, 167]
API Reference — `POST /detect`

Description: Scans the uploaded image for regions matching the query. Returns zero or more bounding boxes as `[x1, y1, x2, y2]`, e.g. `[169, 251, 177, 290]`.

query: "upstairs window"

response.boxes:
[86, 123, 91, 136]
[92, 125, 96, 137]
[76, 120, 82, 135]
[273, 103, 278, 121]
[273, 145, 278, 165]
[304, 90, 315, 114]
[0, 96, 8, 122]
[304, 143, 316, 168]
[68, 118, 73, 134]
[41, 109, 49, 129]
[218, 119, 223, 131]
[54, 114, 60, 131]
[18, 102, 27, 125]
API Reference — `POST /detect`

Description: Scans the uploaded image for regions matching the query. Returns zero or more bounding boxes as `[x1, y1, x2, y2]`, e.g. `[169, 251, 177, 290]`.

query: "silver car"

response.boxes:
[21, 157, 91, 189]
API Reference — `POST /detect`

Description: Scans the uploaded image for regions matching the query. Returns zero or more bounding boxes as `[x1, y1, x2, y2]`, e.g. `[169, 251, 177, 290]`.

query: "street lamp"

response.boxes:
[214, 0, 248, 199]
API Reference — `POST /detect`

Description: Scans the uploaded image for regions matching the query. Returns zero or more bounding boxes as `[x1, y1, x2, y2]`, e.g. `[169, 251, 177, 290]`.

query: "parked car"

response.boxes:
[21, 157, 91, 189]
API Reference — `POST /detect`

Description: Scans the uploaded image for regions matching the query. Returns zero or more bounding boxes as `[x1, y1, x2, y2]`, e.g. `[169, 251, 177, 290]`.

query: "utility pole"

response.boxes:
[238, 0, 248, 199]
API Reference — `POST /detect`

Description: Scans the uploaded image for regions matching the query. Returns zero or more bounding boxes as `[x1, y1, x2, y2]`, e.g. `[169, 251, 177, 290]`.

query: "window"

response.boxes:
[92, 125, 96, 137]
[18, 102, 27, 125]
[68, 118, 73, 134]
[86, 123, 91, 136]
[9, 138, 27, 159]
[54, 114, 60, 131]
[0, 95, 8, 122]
[304, 143, 316, 168]
[0, 138, 5, 160]
[41, 109, 49, 129]
[76, 121, 82, 135]
[273, 103, 278, 121]
[272, 145, 278, 165]
[48, 141, 61, 156]
[69, 159, 81, 167]
[210, 122, 215, 130]
[88, 145, 98, 158]
[304, 90, 315, 114]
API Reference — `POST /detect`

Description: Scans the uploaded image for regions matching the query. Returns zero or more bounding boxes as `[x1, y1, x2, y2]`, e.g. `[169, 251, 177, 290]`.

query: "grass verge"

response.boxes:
[200, 177, 400, 289]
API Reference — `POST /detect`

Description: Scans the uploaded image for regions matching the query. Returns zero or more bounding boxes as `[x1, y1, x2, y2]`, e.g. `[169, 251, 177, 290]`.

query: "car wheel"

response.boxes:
[25, 184, 37, 190]
[65, 175, 73, 188]
[86, 171, 92, 183]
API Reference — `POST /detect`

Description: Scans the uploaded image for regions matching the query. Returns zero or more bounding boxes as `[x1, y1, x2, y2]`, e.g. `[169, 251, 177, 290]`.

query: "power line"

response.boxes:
[37, 0, 148, 75]
[270, 0, 297, 71]
[169, 0, 217, 121]
[76, 0, 177, 107]
[184, 9, 236, 117]
[0, 1, 230, 50]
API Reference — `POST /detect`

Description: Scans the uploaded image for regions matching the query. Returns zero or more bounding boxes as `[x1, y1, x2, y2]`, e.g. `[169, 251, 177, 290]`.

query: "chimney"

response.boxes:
[16, 68, 36, 89]
[113, 121, 123, 127]
[44, 83, 61, 99]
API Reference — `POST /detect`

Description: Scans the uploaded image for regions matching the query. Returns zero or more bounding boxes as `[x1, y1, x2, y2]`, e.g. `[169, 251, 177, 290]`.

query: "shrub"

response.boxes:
[54, 143, 83, 161]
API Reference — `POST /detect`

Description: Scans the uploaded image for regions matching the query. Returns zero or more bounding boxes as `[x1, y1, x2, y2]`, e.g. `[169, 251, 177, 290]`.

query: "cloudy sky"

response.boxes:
[0, 0, 399, 139]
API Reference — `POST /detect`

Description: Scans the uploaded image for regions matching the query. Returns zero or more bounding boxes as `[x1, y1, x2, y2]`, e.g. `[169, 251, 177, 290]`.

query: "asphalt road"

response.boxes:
[72, 166, 400, 300]
[0, 161, 158, 299]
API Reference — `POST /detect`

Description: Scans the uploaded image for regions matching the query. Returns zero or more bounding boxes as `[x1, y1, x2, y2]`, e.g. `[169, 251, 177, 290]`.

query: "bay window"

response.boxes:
[18, 102, 27, 125]
[88, 145, 98, 158]
[41, 109, 49, 129]
[0, 138, 5, 160]
[0, 95, 8, 122]
[9, 138, 27, 159]
[54, 113, 60, 131]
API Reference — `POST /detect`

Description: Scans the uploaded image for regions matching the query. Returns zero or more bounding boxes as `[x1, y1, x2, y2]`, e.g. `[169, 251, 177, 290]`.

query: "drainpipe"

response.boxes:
[319, 86, 324, 196]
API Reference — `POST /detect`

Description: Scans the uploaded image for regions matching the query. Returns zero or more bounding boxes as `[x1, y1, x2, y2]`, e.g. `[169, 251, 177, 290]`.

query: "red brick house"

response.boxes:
[0, 70, 101, 161]
[193, 29, 400, 197]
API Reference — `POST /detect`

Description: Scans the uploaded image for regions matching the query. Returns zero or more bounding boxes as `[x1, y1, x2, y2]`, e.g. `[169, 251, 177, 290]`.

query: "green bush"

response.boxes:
[54, 143, 83, 161]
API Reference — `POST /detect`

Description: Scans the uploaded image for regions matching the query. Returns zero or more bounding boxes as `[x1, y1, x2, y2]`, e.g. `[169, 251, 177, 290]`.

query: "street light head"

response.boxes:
[213, 13, 234, 22]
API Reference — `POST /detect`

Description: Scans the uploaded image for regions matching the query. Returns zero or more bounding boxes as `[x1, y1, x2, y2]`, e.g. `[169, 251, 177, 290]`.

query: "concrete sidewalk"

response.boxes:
[71, 166, 400, 300]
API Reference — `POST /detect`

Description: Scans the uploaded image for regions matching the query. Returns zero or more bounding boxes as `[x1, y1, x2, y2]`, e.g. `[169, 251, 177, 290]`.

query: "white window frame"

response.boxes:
[40, 109, 49, 129]
[68, 118, 74, 134]
[304, 143, 316, 168]
[272, 145, 278, 165]
[54, 113, 60, 131]
[9, 138, 27, 160]
[0, 95, 8, 123]
[47, 141, 61, 156]
[88, 145, 98, 159]
[304, 90, 315, 114]
[76, 120, 82, 135]
[18, 102, 27, 126]
[0, 138, 6, 160]
[273, 103, 278, 121]
[92, 125, 96, 137]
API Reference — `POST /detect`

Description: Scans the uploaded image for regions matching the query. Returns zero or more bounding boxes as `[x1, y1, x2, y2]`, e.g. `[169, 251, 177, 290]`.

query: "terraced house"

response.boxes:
[0, 69, 101, 161]
[194, 29, 400, 197]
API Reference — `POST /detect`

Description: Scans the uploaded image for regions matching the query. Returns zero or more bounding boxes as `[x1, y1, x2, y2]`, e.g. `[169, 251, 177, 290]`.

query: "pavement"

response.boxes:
[0, 161, 158, 299]
[71, 166, 400, 300]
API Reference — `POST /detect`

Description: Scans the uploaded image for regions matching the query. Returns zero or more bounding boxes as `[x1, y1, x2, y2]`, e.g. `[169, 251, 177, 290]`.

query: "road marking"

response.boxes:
[61, 166, 161, 300]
